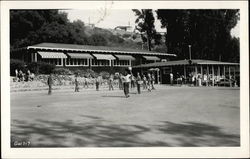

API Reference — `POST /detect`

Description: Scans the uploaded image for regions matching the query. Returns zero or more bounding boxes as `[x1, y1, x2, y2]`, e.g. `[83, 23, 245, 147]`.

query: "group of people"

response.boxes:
[14, 69, 35, 82]
[169, 71, 236, 87]
[47, 70, 157, 98]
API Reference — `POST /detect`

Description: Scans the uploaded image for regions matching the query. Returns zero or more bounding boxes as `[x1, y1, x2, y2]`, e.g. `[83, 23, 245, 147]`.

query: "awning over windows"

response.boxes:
[92, 54, 116, 60]
[67, 53, 93, 59]
[38, 52, 67, 59]
[115, 55, 135, 60]
[143, 56, 160, 61]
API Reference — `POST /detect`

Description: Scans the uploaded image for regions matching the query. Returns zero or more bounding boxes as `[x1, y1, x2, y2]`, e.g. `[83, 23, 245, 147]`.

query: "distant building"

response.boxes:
[11, 42, 176, 72]
[133, 59, 239, 85]
[114, 26, 133, 32]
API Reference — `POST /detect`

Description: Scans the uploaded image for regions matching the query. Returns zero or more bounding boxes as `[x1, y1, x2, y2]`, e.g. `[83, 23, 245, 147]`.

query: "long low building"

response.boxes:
[11, 42, 176, 72]
[133, 59, 240, 85]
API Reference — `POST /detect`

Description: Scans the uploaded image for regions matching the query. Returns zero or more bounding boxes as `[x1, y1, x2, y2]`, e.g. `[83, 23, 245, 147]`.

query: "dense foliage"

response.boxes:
[10, 59, 26, 76]
[10, 10, 140, 50]
[132, 9, 162, 51]
[156, 9, 240, 62]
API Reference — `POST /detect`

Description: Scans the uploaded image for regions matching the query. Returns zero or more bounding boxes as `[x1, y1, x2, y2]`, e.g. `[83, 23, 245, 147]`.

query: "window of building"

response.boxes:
[113, 60, 130, 66]
[91, 59, 110, 66]
[65, 59, 88, 66]
[41, 59, 63, 66]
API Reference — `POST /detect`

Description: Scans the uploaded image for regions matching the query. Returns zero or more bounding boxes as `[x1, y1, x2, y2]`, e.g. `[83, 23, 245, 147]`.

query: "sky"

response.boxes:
[63, 9, 239, 37]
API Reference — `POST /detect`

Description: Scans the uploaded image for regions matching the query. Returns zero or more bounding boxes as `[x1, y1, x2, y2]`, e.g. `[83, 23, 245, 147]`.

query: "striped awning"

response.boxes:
[67, 53, 93, 59]
[143, 56, 160, 61]
[38, 52, 67, 59]
[92, 54, 116, 60]
[115, 55, 135, 60]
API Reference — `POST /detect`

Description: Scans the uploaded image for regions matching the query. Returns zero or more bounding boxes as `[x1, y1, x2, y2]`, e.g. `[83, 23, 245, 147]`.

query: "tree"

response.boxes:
[132, 9, 161, 51]
[10, 10, 142, 50]
[10, 10, 69, 49]
[156, 9, 239, 62]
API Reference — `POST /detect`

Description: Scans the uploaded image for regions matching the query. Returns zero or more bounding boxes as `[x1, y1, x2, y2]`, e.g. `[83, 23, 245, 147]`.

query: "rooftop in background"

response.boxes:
[133, 59, 239, 68]
[23, 42, 176, 57]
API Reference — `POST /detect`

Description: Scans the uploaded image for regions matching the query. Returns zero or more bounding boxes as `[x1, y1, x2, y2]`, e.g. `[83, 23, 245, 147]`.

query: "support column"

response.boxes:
[61, 58, 63, 66]
[207, 65, 209, 75]
[223, 65, 226, 87]
[89, 59, 91, 69]
[34, 53, 37, 62]
[195, 65, 198, 76]
[201, 65, 203, 76]
[218, 65, 220, 76]
[184, 65, 186, 79]
[212, 65, 214, 86]
[157, 70, 160, 84]
[229, 66, 231, 87]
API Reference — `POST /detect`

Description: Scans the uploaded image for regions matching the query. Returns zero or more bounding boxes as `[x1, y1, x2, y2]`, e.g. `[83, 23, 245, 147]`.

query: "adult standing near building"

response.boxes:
[142, 74, 147, 90]
[18, 70, 23, 82]
[95, 75, 100, 91]
[131, 75, 136, 89]
[203, 73, 208, 86]
[15, 69, 18, 79]
[47, 73, 53, 95]
[136, 72, 142, 94]
[108, 74, 114, 91]
[74, 74, 79, 92]
[147, 73, 152, 92]
[118, 73, 123, 90]
[151, 73, 155, 90]
[122, 70, 131, 98]
[170, 72, 174, 86]
[84, 77, 89, 89]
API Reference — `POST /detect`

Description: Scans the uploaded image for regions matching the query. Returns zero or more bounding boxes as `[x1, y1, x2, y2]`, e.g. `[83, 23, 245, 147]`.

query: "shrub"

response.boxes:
[99, 71, 110, 79]
[38, 62, 55, 74]
[10, 59, 26, 76]
[53, 68, 73, 75]
[27, 62, 39, 74]
[27, 62, 55, 74]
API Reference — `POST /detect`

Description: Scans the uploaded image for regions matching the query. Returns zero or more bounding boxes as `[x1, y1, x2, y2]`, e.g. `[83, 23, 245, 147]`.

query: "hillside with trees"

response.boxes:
[10, 10, 142, 50]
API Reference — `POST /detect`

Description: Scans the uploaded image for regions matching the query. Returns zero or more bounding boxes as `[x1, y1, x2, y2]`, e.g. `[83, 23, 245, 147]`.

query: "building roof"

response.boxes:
[25, 43, 176, 57]
[133, 59, 239, 68]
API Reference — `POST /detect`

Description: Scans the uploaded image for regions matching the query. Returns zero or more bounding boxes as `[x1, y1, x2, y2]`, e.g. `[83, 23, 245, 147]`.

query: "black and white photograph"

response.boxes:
[1, 1, 249, 158]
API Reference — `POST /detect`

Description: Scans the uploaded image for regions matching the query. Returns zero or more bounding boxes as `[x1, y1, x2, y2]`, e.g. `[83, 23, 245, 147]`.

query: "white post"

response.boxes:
[195, 65, 198, 76]
[184, 65, 186, 79]
[229, 66, 231, 87]
[34, 53, 37, 62]
[212, 65, 214, 86]
[218, 65, 220, 76]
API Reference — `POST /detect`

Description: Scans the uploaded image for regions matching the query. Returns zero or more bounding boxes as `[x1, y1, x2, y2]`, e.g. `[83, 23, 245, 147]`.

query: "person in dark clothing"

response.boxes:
[136, 72, 142, 94]
[108, 74, 114, 91]
[151, 73, 156, 90]
[47, 73, 53, 95]
[75, 74, 80, 92]
[118, 73, 123, 90]
[147, 73, 152, 92]
[95, 76, 100, 91]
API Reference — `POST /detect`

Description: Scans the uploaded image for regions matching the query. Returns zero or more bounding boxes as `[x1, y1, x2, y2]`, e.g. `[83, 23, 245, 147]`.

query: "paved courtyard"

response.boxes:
[11, 85, 240, 147]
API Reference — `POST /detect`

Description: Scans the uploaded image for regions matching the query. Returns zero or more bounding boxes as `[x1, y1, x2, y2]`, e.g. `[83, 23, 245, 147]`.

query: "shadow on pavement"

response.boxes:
[11, 117, 240, 147]
[11, 117, 168, 147]
[101, 95, 126, 98]
[157, 121, 240, 146]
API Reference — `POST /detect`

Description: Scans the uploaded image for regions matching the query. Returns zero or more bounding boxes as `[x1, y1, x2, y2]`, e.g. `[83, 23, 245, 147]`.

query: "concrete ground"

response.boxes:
[11, 85, 240, 147]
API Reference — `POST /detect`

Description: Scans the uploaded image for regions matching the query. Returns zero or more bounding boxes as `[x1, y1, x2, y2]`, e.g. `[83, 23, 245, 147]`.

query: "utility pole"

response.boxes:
[188, 45, 192, 60]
